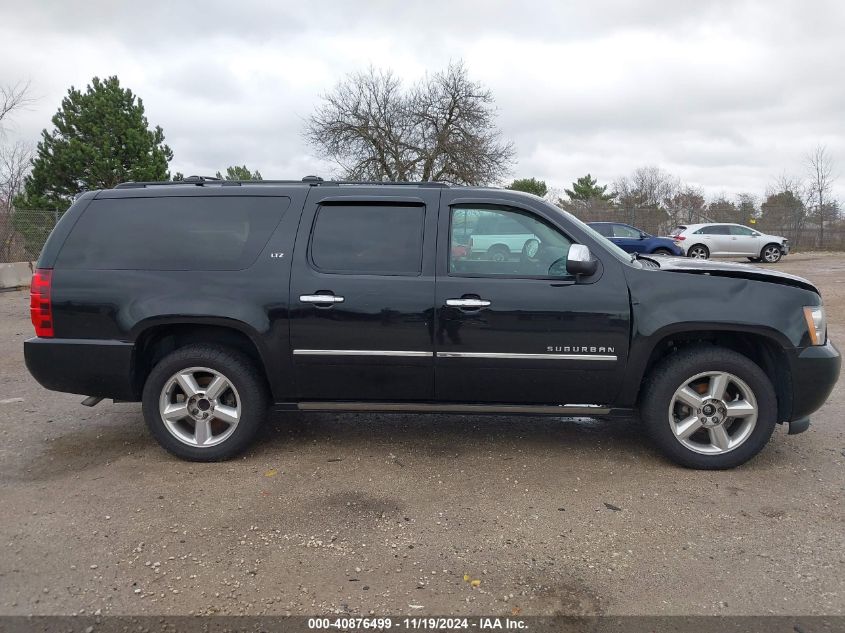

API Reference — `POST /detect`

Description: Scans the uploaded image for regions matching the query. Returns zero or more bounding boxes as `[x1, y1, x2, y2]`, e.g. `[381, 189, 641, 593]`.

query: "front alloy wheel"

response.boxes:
[669, 371, 758, 455]
[640, 346, 777, 469]
[761, 245, 782, 263]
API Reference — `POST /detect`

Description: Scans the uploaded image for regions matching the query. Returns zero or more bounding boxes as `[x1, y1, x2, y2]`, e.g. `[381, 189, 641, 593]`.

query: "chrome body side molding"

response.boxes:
[296, 402, 611, 415]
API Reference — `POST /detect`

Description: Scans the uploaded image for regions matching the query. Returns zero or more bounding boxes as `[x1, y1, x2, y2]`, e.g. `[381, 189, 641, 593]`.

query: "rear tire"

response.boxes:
[487, 244, 510, 262]
[640, 346, 777, 469]
[142, 344, 268, 461]
[687, 244, 709, 259]
[760, 244, 783, 263]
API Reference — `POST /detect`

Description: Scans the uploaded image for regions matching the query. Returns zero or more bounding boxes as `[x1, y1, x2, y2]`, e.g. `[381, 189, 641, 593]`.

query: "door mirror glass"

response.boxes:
[565, 244, 598, 276]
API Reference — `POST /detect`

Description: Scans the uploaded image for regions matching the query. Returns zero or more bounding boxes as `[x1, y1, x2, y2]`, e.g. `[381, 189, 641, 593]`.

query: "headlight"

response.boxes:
[803, 306, 826, 345]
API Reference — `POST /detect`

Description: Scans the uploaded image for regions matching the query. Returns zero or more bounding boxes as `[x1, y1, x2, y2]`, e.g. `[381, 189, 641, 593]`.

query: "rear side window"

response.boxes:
[310, 204, 424, 275]
[592, 224, 613, 237]
[696, 225, 730, 235]
[57, 196, 288, 271]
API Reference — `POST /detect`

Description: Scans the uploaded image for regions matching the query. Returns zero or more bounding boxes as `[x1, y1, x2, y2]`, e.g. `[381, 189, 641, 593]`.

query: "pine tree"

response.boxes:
[506, 177, 547, 197]
[564, 174, 616, 203]
[15, 76, 172, 211]
[215, 165, 263, 181]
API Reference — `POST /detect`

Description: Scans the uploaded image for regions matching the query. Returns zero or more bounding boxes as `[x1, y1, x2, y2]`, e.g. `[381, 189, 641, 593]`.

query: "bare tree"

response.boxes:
[305, 62, 514, 185]
[0, 81, 33, 131]
[614, 166, 678, 231]
[665, 185, 707, 226]
[806, 145, 838, 245]
[0, 141, 33, 261]
[761, 173, 809, 248]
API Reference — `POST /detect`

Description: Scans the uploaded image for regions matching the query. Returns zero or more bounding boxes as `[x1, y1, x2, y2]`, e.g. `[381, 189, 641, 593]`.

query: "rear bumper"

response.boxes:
[24, 337, 139, 401]
[789, 340, 840, 421]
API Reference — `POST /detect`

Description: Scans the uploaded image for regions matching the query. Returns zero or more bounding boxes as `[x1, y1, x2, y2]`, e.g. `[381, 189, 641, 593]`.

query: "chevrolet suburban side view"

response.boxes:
[24, 177, 840, 469]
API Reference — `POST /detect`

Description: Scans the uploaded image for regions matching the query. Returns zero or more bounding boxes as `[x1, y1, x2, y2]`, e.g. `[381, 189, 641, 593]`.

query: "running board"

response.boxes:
[294, 402, 611, 415]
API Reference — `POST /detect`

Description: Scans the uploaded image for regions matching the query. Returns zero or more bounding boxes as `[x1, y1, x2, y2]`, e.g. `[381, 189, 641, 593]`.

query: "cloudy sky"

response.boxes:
[2, 0, 844, 202]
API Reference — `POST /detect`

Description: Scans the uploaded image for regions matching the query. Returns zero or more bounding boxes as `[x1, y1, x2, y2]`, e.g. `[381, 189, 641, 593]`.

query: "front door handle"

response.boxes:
[300, 294, 345, 304]
[446, 298, 491, 308]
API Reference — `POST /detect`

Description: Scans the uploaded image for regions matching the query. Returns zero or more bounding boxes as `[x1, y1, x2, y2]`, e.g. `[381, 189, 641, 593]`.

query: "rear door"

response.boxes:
[434, 194, 630, 406]
[289, 189, 439, 401]
[694, 225, 731, 255]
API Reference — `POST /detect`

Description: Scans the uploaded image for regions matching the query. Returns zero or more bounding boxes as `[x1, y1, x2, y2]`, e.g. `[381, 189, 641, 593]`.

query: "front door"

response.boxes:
[728, 225, 758, 256]
[609, 223, 645, 253]
[434, 197, 630, 406]
[289, 190, 439, 401]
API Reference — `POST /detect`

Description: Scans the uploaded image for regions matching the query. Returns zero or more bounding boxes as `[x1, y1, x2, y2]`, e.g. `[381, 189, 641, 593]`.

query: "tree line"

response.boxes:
[507, 155, 838, 250]
[0, 61, 840, 258]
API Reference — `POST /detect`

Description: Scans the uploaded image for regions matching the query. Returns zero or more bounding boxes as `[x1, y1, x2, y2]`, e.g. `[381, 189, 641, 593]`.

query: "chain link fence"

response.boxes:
[570, 205, 845, 253]
[0, 208, 63, 263]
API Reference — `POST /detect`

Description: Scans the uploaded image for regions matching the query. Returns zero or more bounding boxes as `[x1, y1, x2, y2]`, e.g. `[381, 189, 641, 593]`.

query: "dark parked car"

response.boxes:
[589, 222, 683, 256]
[25, 177, 839, 469]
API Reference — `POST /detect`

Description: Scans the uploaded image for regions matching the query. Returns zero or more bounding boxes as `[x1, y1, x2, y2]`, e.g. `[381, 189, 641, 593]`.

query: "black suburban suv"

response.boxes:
[25, 178, 840, 468]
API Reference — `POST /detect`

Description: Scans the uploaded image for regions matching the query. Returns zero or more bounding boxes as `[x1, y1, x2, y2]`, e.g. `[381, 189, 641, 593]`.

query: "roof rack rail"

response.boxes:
[113, 176, 451, 189]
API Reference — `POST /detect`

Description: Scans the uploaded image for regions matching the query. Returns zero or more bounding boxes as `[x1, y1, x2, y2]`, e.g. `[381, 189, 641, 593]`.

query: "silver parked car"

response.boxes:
[670, 223, 790, 263]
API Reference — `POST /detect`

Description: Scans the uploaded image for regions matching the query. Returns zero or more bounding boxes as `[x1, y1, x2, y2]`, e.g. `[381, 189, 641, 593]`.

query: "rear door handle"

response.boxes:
[446, 298, 491, 308]
[300, 294, 345, 304]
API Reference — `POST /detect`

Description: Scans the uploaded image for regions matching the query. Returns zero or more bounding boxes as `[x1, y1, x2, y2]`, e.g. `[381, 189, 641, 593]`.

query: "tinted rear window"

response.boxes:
[57, 196, 288, 270]
[670, 226, 686, 236]
[310, 204, 424, 275]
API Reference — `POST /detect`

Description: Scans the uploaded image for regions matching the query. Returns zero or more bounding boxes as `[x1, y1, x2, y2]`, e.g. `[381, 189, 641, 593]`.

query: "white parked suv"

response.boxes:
[670, 223, 790, 263]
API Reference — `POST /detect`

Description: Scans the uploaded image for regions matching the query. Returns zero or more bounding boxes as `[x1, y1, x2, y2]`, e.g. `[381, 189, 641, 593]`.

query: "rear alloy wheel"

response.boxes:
[142, 344, 268, 461]
[641, 346, 777, 469]
[761, 244, 783, 264]
[687, 244, 709, 259]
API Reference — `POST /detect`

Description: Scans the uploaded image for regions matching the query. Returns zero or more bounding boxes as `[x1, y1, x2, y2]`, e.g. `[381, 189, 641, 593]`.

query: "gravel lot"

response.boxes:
[0, 253, 843, 617]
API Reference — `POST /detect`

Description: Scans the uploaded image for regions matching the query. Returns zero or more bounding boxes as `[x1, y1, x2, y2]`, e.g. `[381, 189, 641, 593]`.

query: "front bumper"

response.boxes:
[789, 339, 840, 421]
[24, 337, 139, 401]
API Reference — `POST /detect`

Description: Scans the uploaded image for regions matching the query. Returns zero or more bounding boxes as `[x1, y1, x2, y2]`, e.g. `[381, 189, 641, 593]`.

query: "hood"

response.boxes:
[646, 256, 818, 293]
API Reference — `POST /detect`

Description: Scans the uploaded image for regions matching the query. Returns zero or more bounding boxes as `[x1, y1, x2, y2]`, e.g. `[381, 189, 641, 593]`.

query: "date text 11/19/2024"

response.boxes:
[307, 616, 528, 629]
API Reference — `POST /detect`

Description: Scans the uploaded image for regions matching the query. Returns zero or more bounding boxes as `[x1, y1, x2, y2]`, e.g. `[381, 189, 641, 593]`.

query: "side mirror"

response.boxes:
[639, 232, 648, 239]
[566, 244, 598, 276]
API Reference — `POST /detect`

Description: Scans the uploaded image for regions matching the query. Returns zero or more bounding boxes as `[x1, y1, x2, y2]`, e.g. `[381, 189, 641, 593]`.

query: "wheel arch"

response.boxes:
[132, 319, 273, 400]
[626, 326, 792, 423]
[687, 243, 709, 257]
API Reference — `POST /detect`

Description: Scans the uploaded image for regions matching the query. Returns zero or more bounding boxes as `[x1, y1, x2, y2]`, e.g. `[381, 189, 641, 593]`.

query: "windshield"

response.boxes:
[540, 201, 642, 267]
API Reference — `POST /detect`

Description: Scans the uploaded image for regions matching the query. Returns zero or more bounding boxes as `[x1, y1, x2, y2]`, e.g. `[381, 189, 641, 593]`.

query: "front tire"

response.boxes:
[640, 346, 777, 469]
[687, 244, 709, 259]
[652, 248, 673, 256]
[760, 244, 783, 263]
[142, 344, 268, 461]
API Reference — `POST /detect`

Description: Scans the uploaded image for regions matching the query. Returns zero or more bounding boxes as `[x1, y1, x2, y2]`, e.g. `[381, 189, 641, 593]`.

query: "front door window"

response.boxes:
[449, 206, 573, 278]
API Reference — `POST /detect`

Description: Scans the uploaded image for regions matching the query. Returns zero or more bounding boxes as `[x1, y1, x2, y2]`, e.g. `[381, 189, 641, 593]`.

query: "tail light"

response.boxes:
[673, 235, 686, 241]
[30, 268, 54, 337]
